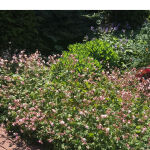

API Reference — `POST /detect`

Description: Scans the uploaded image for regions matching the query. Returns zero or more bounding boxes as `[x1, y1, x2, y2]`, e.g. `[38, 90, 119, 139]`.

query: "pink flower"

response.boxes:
[81, 137, 87, 145]
[32, 127, 36, 131]
[116, 137, 120, 141]
[52, 109, 56, 113]
[50, 121, 54, 126]
[20, 129, 24, 133]
[142, 127, 147, 133]
[123, 119, 126, 123]
[85, 125, 89, 129]
[47, 139, 53, 143]
[105, 128, 110, 134]
[127, 120, 131, 124]
[128, 110, 131, 113]
[60, 120, 65, 125]
[38, 140, 43, 144]
[13, 132, 18, 136]
[101, 114, 108, 119]
[144, 115, 148, 119]
[97, 124, 102, 129]
[21, 81, 25, 85]
[126, 144, 130, 149]
[15, 136, 20, 140]
[12, 122, 16, 126]
[79, 111, 84, 115]
[99, 96, 105, 100]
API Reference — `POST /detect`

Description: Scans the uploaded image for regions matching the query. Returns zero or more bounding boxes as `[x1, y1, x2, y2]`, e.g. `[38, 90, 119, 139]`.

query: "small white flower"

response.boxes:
[52, 109, 56, 113]
[106, 128, 110, 134]
[128, 110, 131, 113]
[60, 120, 65, 125]
[85, 125, 89, 129]
[79, 111, 84, 115]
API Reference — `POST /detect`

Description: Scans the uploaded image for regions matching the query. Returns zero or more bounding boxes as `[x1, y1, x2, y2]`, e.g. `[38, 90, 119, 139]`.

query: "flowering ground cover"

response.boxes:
[0, 50, 150, 150]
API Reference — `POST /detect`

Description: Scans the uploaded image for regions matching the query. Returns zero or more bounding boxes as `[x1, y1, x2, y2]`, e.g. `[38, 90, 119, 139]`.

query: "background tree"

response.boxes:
[0, 11, 39, 55]
[0, 10, 98, 56]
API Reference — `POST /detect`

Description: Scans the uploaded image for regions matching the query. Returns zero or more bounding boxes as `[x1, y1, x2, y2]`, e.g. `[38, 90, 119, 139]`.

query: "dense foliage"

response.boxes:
[0, 10, 150, 150]
[68, 39, 119, 69]
[0, 10, 97, 56]
[0, 51, 150, 150]
[0, 11, 39, 55]
[1, 10, 149, 57]
[98, 10, 149, 29]
[85, 20, 150, 69]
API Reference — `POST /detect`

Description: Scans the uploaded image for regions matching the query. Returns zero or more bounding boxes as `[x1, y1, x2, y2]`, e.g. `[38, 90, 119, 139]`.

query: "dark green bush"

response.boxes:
[0, 11, 39, 55]
[97, 10, 150, 29]
[0, 10, 98, 56]
[68, 39, 120, 69]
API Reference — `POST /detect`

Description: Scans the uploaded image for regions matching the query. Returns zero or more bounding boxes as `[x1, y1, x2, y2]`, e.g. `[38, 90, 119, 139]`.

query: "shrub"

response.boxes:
[0, 11, 39, 55]
[0, 51, 150, 149]
[101, 10, 149, 29]
[68, 39, 120, 69]
[50, 51, 102, 81]
[133, 22, 150, 68]
[0, 10, 98, 56]
[86, 20, 150, 69]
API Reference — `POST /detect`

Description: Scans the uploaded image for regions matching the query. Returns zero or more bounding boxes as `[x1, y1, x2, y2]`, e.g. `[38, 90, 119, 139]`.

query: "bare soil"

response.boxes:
[0, 124, 41, 150]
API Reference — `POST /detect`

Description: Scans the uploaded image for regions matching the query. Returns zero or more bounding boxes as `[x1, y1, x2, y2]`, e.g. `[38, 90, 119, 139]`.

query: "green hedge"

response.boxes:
[68, 39, 120, 69]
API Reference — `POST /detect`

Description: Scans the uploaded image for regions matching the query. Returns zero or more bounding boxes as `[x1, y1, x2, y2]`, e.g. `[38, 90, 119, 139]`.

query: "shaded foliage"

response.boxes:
[0, 11, 39, 55]
[0, 10, 97, 56]
[98, 10, 150, 29]
[35, 10, 97, 54]
[1, 10, 149, 57]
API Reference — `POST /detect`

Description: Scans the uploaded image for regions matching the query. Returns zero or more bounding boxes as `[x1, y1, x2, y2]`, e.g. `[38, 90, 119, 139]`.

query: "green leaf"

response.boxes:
[88, 132, 94, 137]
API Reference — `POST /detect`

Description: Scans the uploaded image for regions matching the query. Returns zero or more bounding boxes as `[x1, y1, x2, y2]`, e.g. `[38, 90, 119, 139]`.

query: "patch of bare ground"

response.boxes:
[0, 124, 43, 150]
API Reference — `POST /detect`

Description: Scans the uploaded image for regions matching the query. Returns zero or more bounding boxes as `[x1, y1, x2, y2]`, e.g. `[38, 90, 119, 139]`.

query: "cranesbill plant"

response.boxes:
[0, 51, 150, 150]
